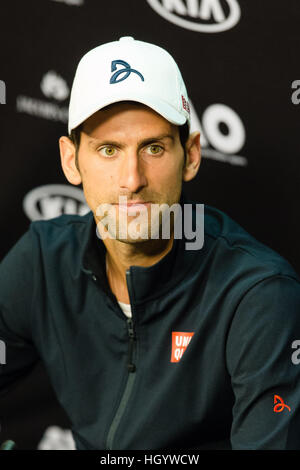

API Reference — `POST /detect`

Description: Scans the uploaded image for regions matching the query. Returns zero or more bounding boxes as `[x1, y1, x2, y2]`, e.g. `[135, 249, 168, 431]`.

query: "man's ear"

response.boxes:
[59, 136, 82, 185]
[182, 131, 201, 182]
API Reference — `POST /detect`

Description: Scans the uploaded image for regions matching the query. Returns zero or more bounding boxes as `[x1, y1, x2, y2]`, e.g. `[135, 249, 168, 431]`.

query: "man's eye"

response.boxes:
[99, 146, 116, 157]
[146, 145, 163, 155]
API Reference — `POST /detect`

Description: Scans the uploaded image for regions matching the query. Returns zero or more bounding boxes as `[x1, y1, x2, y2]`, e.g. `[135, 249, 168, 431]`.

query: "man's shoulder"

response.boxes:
[201, 203, 300, 282]
[20, 211, 96, 275]
[30, 211, 93, 238]
[26, 211, 95, 261]
[31, 211, 93, 230]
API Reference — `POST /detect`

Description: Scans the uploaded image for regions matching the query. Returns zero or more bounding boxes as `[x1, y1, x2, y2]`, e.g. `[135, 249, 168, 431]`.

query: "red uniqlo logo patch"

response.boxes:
[181, 95, 190, 114]
[171, 332, 194, 363]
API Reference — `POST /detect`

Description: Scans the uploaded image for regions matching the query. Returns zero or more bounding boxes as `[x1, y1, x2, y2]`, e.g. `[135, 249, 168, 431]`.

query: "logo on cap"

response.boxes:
[181, 95, 190, 114]
[110, 60, 144, 84]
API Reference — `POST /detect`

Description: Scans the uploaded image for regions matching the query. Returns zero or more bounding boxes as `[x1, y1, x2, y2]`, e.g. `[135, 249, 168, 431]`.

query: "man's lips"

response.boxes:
[114, 201, 151, 214]
[115, 201, 150, 206]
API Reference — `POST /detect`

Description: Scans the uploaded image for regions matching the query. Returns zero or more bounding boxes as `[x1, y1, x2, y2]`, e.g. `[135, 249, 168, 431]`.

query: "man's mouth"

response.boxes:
[114, 201, 151, 215]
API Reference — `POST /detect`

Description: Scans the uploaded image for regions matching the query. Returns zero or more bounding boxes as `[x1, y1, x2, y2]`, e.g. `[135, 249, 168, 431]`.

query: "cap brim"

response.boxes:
[68, 91, 187, 134]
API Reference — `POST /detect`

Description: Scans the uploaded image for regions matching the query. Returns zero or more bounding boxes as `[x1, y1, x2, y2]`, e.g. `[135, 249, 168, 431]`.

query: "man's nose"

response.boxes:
[119, 150, 147, 193]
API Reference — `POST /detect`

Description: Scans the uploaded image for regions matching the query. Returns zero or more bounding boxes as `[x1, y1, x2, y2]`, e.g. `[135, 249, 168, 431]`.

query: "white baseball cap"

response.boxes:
[68, 36, 191, 134]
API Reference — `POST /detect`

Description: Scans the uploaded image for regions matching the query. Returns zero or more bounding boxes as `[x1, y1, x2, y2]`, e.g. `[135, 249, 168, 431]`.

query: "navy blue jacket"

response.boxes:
[1, 200, 300, 450]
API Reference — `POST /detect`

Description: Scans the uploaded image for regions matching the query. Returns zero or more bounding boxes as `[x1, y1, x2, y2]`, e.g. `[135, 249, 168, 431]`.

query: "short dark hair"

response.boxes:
[69, 123, 82, 171]
[69, 120, 189, 170]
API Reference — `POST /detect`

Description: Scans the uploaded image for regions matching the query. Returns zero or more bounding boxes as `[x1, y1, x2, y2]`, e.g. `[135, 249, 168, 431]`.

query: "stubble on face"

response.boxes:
[75, 102, 185, 246]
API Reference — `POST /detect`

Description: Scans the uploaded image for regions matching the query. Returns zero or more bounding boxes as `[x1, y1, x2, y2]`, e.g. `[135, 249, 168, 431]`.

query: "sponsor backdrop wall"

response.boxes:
[0, 0, 300, 449]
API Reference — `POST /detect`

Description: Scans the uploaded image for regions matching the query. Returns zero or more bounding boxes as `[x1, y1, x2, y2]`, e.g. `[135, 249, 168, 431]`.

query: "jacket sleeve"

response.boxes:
[0, 229, 40, 398]
[226, 274, 300, 449]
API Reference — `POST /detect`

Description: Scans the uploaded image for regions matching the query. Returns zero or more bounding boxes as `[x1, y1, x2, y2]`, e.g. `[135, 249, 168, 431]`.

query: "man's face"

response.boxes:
[68, 102, 187, 243]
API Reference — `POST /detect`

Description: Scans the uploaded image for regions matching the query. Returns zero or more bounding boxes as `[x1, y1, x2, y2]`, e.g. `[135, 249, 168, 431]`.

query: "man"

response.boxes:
[1, 37, 300, 450]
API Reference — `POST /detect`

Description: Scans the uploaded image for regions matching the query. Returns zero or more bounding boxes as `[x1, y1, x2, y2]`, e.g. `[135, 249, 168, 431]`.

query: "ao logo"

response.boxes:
[23, 184, 89, 221]
[190, 102, 245, 155]
[147, 0, 241, 33]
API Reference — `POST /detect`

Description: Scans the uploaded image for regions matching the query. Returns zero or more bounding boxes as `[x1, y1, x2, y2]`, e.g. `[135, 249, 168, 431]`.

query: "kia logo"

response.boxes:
[23, 184, 89, 221]
[147, 0, 241, 33]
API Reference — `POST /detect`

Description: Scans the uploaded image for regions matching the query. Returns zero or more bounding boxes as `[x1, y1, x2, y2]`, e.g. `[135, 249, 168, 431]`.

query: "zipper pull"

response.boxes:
[127, 318, 136, 373]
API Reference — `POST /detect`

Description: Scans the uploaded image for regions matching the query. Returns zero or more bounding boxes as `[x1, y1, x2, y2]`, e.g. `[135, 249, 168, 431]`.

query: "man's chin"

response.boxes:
[114, 236, 153, 245]
[97, 224, 172, 244]
[106, 227, 159, 243]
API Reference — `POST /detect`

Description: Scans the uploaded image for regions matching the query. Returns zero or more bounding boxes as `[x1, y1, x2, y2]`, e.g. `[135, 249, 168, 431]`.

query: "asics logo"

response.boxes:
[110, 60, 144, 84]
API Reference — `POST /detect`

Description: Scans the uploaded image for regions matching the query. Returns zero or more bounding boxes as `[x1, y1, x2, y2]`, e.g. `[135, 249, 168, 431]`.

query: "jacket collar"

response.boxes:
[81, 191, 202, 303]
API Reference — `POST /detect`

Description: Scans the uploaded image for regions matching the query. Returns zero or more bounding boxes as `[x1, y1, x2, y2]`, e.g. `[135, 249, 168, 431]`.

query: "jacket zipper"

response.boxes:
[127, 317, 136, 373]
[105, 269, 137, 450]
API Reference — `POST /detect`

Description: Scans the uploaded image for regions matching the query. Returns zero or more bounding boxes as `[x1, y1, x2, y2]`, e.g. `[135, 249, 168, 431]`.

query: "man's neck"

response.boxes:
[104, 236, 174, 303]
[105, 236, 174, 280]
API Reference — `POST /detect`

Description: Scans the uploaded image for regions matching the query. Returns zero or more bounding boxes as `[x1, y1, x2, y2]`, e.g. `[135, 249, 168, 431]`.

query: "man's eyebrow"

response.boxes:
[87, 134, 175, 148]
[88, 138, 120, 148]
[139, 134, 175, 147]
